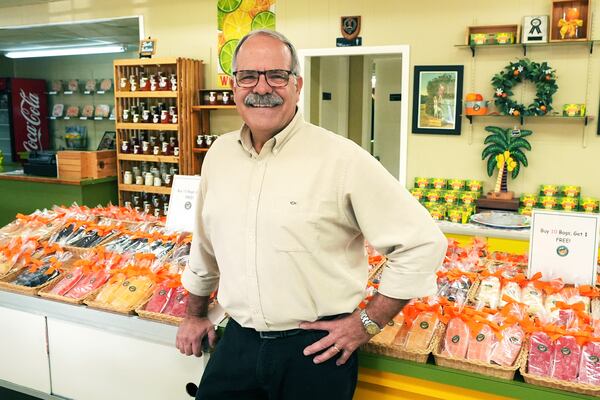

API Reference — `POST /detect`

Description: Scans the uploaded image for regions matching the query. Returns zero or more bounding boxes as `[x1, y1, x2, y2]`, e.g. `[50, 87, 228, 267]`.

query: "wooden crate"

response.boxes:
[550, 0, 591, 41]
[466, 25, 521, 45]
[57, 150, 117, 181]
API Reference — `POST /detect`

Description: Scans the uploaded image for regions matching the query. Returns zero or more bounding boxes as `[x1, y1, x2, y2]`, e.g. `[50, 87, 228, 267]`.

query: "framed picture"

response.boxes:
[97, 131, 116, 150]
[139, 38, 157, 58]
[412, 65, 464, 135]
[523, 16, 549, 43]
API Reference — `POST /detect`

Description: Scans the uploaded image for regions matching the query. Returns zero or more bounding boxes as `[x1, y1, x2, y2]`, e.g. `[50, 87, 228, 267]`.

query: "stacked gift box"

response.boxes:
[519, 185, 600, 216]
[411, 178, 483, 223]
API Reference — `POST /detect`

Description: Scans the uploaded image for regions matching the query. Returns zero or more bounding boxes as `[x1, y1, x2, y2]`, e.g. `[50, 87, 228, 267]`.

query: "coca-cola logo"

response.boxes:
[19, 89, 42, 152]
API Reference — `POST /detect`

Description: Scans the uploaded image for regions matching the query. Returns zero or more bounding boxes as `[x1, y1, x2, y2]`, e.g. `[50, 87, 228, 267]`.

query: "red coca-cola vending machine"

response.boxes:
[0, 78, 50, 162]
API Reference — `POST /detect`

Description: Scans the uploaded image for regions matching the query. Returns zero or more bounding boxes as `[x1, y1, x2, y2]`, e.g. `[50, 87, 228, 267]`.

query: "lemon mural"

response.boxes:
[217, 0, 276, 88]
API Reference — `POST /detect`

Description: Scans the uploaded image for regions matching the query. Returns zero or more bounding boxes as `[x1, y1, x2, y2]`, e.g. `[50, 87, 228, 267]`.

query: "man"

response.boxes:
[177, 30, 446, 400]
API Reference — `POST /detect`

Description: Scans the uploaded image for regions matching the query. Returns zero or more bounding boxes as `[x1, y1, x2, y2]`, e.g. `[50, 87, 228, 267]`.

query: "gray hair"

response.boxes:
[231, 30, 301, 76]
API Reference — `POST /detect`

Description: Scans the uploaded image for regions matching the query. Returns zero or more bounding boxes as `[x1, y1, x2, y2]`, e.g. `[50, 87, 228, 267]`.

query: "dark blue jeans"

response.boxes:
[196, 318, 358, 400]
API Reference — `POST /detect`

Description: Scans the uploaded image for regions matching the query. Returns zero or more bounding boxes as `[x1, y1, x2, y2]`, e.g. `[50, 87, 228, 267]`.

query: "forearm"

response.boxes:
[363, 293, 409, 327]
[185, 293, 211, 318]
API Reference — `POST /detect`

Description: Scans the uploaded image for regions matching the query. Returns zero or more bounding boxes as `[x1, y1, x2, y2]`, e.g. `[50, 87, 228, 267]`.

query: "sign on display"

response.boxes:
[528, 210, 600, 285]
[166, 175, 202, 233]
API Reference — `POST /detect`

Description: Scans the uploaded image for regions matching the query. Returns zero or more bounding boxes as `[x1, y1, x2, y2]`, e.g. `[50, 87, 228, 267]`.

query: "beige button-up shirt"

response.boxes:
[182, 112, 447, 331]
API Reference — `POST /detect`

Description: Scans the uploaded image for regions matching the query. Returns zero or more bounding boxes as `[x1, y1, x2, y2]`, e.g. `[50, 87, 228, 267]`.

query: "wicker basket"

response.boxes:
[0, 267, 64, 296]
[37, 273, 102, 305]
[84, 284, 154, 315]
[135, 308, 183, 326]
[520, 365, 600, 397]
[362, 320, 442, 364]
[433, 326, 527, 380]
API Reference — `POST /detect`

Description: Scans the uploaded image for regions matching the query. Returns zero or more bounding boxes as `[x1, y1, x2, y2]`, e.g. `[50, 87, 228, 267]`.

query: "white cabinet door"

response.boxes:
[0, 306, 51, 393]
[48, 318, 207, 400]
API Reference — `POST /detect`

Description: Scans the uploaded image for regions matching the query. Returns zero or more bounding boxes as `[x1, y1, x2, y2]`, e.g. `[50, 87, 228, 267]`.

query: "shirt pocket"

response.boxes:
[270, 195, 318, 252]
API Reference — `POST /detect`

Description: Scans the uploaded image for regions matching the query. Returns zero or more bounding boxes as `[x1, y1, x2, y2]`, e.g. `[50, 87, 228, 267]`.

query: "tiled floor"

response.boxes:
[0, 386, 42, 400]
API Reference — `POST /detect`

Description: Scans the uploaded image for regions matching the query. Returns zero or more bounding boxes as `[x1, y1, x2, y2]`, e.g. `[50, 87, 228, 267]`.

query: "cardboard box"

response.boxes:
[57, 150, 116, 181]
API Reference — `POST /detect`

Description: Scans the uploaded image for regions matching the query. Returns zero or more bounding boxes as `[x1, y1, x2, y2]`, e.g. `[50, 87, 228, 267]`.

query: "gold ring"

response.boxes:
[332, 344, 341, 352]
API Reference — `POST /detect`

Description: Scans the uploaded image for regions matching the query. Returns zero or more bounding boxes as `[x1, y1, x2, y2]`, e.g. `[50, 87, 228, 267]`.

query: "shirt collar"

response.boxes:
[238, 109, 304, 156]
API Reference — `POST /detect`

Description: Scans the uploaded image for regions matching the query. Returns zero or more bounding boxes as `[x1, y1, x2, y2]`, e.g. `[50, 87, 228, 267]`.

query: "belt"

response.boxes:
[254, 313, 347, 340]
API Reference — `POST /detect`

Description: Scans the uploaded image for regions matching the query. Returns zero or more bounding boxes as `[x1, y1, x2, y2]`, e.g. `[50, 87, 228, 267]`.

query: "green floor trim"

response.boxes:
[358, 352, 591, 400]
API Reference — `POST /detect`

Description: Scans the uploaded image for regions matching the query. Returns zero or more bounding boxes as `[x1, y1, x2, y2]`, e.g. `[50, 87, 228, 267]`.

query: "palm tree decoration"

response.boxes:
[481, 126, 532, 198]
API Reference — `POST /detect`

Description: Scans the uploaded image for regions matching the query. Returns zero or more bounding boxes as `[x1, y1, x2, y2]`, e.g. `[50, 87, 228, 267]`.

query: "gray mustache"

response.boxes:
[244, 93, 284, 107]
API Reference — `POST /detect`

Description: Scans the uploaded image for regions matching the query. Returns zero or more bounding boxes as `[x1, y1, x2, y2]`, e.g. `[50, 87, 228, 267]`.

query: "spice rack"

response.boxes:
[113, 57, 203, 208]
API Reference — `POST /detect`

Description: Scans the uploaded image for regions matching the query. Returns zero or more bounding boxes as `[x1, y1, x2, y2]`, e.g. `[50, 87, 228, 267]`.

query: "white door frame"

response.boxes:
[298, 45, 410, 186]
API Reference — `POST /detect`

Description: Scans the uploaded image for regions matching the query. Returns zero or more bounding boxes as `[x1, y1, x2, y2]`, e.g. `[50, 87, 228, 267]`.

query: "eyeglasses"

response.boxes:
[233, 69, 294, 88]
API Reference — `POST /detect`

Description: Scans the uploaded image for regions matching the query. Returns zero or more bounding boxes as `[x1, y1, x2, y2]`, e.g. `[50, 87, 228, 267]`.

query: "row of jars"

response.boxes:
[122, 162, 178, 188]
[122, 102, 178, 124]
[202, 91, 234, 106]
[124, 193, 169, 217]
[121, 131, 179, 157]
[119, 71, 177, 92]
[196, 134, 218, 149]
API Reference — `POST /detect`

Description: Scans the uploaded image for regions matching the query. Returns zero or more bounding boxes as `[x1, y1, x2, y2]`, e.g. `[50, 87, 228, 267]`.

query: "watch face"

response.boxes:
[366, 323, 380, 335]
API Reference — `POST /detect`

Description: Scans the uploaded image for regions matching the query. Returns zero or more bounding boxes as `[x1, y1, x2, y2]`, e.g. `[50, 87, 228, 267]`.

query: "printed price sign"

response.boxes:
[528, 210, 600, 285]
[166, 175, 201, 233]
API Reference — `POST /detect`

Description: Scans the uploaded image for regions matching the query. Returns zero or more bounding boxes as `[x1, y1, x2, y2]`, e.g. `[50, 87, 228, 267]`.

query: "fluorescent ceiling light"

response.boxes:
[4, 45, 126, 59]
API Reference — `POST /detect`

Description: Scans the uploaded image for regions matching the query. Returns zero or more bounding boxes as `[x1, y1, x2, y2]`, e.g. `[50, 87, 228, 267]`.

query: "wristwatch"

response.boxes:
[360, 309, 382, 335]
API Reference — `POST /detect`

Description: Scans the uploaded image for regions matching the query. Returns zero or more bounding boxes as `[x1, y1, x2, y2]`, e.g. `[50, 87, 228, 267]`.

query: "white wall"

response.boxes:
[373, 56, 402, 179]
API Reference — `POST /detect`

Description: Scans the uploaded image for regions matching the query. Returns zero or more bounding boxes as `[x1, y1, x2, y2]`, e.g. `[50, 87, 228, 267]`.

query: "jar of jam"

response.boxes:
[170, 74, 177, 91]
[173, 147, 179, 157]
[122, 109, 131, 122]
[163, 203, 169, 216]
[142, 141, 150, 155]
[142, 109, 151, 123]
[158, 73, 168, 91]
[123, 171, 133, 185]
[164, 174, 172, 187]
[153, 208, 161, 218]
[139, 73, 149, 91]
[161, 141, 170, 155]
[144, 172, 154, 186]
[171, 113, 178, 124]
[160, 110, 170, 123]
[205, 135, 214, 148]
[149, 74, 157, 91]
[132, 113, 140, 123]
[152, 113, 160, 124]
[135, 175, 144, 185]
[121, 140, 130, 154]
[153, 145, 160, 156]
[129, 75, 137, 92]
[196, 134, 204, 148]
[119, 77, 130, 91]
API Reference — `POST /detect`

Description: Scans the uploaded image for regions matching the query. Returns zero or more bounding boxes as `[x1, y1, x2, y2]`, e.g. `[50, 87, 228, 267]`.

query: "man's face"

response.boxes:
[232, 34, 303, 137]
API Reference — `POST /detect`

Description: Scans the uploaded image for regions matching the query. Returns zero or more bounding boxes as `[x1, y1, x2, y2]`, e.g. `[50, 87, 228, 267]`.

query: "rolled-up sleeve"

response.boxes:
[181, 155, 220, 297]
[342, 147, 447, 300]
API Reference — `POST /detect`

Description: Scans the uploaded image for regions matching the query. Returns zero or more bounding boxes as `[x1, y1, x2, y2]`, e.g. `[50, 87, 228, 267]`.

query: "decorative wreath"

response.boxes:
[491, 59, 558, 117]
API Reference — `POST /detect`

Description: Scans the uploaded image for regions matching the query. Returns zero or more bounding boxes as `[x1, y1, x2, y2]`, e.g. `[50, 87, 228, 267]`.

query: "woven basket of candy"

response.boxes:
[362, 320, 442, 364]
[433, 322, 527, 380]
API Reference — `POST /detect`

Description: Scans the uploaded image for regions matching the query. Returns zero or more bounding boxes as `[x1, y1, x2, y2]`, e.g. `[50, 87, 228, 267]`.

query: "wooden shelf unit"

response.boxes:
[192, 148, 209, 153]
[113, 57, 203, 206]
